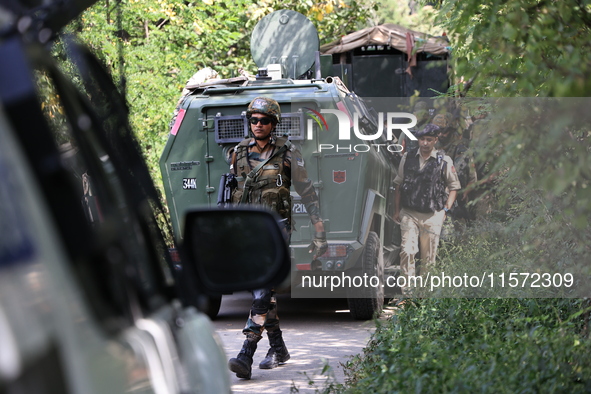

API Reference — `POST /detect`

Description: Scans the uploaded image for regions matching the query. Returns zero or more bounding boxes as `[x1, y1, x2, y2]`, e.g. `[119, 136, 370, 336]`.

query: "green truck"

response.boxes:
[160, 10, 447, 319]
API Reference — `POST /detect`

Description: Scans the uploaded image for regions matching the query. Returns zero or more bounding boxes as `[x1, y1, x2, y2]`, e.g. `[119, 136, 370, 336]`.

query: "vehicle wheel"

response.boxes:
[199, 295, 222, 320]
[347, 231, 384, 320]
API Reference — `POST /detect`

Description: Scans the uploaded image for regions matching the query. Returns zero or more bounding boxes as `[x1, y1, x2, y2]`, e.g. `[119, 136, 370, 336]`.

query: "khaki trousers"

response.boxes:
[399, 208, 446, 293]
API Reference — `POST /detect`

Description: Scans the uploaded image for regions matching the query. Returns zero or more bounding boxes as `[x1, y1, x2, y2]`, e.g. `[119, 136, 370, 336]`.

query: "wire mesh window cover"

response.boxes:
[215, 112, 305, 143]
[215, 115, 248, 143]
[275, 113, 304, 140]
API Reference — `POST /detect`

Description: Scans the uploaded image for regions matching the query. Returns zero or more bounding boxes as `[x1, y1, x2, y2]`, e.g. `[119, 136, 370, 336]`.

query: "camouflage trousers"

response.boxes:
[399, 208, 446, 294]
[242, 288, 279, 336]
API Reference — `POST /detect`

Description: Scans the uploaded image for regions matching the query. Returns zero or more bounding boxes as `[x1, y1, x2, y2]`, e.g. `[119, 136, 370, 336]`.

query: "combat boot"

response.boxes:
[228, 334, 261, 379]
[259, 329, 290, 369]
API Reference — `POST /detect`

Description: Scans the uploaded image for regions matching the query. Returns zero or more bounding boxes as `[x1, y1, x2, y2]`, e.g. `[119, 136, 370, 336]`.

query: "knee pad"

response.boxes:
[252, 289, 273, 314]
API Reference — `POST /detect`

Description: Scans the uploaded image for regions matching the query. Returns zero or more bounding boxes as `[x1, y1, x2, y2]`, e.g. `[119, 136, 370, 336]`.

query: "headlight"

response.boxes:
[320, 244, 348, 258]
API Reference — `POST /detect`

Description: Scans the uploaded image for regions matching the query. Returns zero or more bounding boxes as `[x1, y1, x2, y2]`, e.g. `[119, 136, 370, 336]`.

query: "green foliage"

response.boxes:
[467, 98, 591, 284]
[337, 213, 591, 392]
[372, 0, 441, 35]
[344, 297, 591, 393]
[66, 0, 374, 194]
[411, 2, 591, 281]
[264, 0, 376, 39]
[433, 0, 591, 97]
[291, 360, 346, 393]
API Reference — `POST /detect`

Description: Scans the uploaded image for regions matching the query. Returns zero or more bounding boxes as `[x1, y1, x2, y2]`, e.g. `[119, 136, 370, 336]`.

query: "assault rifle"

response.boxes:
[217, 173, 237, 207]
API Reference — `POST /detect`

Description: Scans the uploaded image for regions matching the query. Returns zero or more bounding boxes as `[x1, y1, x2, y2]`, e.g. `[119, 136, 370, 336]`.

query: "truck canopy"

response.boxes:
[320, 23, 451, 57]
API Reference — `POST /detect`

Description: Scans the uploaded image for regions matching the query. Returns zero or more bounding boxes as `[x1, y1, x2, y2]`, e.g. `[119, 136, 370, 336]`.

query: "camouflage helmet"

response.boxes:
[412, 100, 430, 124]
[413, 101, 428, 112]
[247, 97, 281, 124]
[432, 113, 448, 128]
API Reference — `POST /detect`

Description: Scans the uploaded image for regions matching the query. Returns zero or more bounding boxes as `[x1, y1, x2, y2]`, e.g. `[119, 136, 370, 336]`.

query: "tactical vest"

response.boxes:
[232, 137, 292, 223]
[400, 149, 447, 213]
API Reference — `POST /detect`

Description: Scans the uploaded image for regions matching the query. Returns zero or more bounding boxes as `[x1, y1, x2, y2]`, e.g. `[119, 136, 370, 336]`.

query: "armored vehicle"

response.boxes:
[161, 10, 409, 320]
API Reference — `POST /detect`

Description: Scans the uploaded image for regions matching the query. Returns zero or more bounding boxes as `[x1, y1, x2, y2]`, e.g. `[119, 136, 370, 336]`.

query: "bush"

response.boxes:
[343, 297, 591, 393]
[340, 223, 591, 393]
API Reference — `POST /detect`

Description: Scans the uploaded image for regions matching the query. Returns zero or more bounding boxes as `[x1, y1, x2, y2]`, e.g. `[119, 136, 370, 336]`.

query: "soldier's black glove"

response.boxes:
[309, 232, 328, 260]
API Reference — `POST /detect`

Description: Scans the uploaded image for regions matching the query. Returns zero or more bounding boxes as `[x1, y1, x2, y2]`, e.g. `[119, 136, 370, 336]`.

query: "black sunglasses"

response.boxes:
[249, 117, 273, 125]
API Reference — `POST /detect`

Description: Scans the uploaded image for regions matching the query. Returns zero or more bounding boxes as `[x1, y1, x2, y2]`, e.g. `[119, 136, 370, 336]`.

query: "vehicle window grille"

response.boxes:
[214, 112, 304, 143]
[215, 115, 248, 143]
[276, 112, 304, 140]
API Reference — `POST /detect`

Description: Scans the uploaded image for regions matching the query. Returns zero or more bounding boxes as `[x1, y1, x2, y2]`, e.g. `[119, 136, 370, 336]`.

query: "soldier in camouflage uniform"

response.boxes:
[393, 124, 461, 295]
[433, 112, 477, 222]
[467, 105, 497, 217]
[227, 97, 327, 379]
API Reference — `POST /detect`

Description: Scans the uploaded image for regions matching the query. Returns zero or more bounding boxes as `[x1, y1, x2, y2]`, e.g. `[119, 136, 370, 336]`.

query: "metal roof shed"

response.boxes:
[320, 23, 451, 102]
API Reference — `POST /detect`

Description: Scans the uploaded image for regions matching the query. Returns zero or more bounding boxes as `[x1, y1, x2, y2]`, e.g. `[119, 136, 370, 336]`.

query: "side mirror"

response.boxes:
[181, 207, 290, 294]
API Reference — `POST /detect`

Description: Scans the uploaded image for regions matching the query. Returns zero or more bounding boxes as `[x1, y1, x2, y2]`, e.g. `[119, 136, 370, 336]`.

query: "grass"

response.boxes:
[321, 217, 591, 393]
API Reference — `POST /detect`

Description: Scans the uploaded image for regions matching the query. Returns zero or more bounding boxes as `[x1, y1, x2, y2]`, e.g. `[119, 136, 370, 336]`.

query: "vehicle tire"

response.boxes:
[347, 231, 384, 320]
[199, 295, 222, 320]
